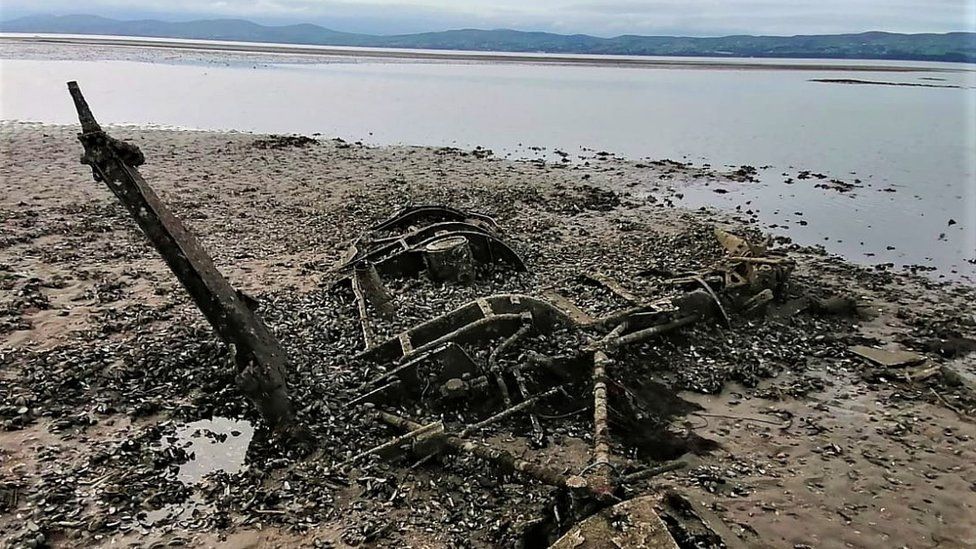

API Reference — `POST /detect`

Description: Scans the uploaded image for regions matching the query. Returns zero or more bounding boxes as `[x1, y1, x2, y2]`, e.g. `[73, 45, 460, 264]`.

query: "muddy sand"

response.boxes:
[1, 122, 975, 548]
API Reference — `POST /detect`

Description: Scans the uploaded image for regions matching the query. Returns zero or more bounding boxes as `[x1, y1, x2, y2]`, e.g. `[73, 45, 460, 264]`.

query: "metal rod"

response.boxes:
[620, 460, 687, 483]
[352, 273, 376, 349]
[491, 323, 545, 441]
[354, 262, 395, 318]
[347, 379, 401, 407]
[609, 314, 699, 349]
[727, 256, 792, 265]
[584, 320, 629, 493]
[377, 411, 610, 501]
[487, 323, 531, 405]
[512, 366, 545, 441]
[402, 313, 524, 361]
[339, 421, 443, 469]
[590, 349, 614, 494]
[460, 385, 562, 438]
[691, 275, 730, 328]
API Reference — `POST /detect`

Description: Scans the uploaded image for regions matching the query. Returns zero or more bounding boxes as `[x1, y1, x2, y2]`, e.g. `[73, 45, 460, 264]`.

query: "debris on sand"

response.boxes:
[810, 78, 964, 89]
[850, 345, 925, 368]
[549, 495, 678, 548]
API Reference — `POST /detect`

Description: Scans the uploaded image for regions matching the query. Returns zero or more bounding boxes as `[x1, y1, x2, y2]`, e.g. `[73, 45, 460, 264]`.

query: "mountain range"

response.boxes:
[2, 14, 974, 63]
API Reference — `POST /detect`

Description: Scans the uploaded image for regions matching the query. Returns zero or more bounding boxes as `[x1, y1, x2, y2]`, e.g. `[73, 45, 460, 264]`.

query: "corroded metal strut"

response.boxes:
[67, 82, 299, 435]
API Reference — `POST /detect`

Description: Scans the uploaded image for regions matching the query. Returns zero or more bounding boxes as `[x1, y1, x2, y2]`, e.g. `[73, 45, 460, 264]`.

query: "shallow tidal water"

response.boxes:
[1, 39, 974, 281]
[174, 417, 254, 484]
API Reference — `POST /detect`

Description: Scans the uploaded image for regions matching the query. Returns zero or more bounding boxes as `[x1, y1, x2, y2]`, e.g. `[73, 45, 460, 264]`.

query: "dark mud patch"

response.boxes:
[251, 134, 317, 149]
[612, 379, 720, 461]
[810, 78, 964, 89]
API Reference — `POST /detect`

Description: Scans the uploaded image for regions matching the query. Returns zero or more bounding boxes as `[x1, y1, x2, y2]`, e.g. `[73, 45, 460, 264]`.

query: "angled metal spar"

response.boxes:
[66, 81, 302, 437]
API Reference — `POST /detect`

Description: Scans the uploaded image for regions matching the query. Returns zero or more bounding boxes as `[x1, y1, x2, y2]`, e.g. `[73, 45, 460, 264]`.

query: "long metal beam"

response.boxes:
[67, 81, 299, 435]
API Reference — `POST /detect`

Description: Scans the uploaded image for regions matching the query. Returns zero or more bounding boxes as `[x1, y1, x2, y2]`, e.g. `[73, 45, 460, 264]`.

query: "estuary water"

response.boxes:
[1, 36, 974, 281]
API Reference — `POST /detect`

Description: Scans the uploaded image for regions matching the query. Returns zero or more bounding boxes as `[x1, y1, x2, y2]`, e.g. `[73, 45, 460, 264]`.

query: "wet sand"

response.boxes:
[2, 34, 970, 72]
[1, 123, 974, 548]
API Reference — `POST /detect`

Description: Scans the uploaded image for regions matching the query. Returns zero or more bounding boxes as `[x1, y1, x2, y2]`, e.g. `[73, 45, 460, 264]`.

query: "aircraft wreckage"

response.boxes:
[68, 81, 800, 547]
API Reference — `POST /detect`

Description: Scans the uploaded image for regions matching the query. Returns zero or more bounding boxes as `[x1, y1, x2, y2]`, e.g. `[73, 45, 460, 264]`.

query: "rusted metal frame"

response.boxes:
[67, 82, 298, 434]
[513, 364, 545, 441]
[339, 221, 499, 271]
[476, 298, 494, 317]
[588, 320, 628, 495]
[371, 205, 500, 234]
[541, 289, 595, 325]
[507, 327, 546, 438]
[358, 343, 459, 392]
[358, 343, 466, 391]
[438, 375, 491, 400]
[487, 321, 532, 406]
[590, 349, 613, 494]
[352, 343, 482, 406]
[590, 302, 670, 331]
[742, 289, 775, 314]
[351, 273, 376, 349]
[666, 256, 793, 294]
[404, 313, 525, 363]
[488, 321, 545, 440]
[664, 273, 725, 288]
[584, 308, 700, 490]
[391, 231, 525, 275]
[580, 298, 708, 490]
[481, 295, 578, 332]
[360, 294, 576, 364]
[398, 333, 413, 355]
[378, 411, 610, 502]
[338, 231, 526, 286]
[358, 300, 490, 362]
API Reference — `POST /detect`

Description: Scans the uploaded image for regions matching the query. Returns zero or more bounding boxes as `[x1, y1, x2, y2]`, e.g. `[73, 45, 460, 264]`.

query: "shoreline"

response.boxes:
[3, 120, 970, 285]
[2, 121, 970, 345]
[2, 34, 972, 72]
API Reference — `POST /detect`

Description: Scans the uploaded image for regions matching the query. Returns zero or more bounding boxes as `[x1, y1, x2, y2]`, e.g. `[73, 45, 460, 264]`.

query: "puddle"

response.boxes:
[654, 169, 976, 282]
[172, 417, 254, 484]
[143, 495, 204, 526]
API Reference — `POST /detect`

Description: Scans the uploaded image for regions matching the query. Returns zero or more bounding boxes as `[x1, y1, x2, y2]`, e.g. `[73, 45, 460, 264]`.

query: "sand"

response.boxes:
[1, 122, 975, 548]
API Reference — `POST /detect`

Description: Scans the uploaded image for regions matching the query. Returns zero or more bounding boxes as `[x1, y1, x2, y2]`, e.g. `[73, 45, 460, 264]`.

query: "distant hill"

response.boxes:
[3, 14, 975, 63]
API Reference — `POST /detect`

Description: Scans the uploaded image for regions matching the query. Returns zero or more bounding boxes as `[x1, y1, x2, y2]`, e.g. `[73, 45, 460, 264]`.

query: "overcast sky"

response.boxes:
[2, 0, 974, 36]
